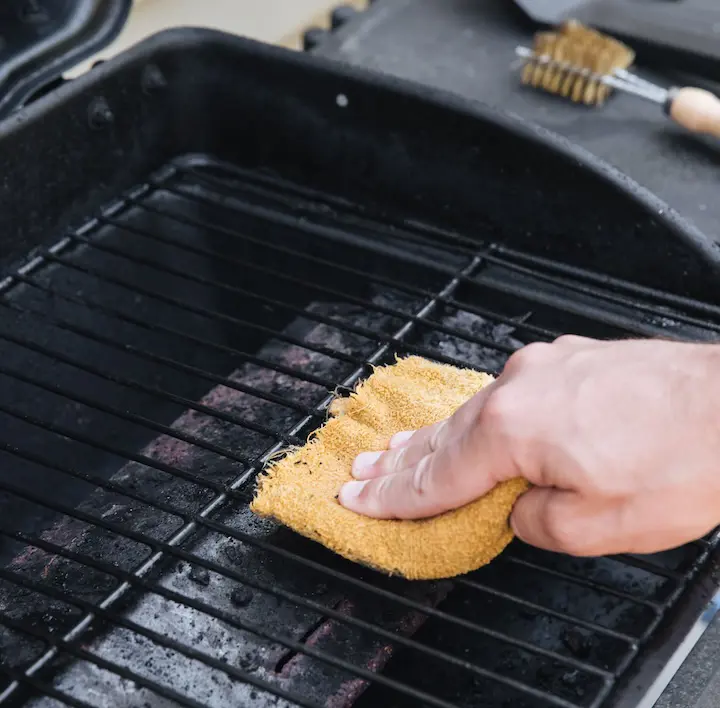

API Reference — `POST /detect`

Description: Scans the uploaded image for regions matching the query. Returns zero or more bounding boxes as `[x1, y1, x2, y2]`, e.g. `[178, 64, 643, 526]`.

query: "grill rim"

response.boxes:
[612, 553, 720, 708]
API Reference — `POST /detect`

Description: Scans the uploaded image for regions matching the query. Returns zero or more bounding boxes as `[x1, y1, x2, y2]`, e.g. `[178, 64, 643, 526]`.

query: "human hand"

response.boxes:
[339, 337, 720, 556]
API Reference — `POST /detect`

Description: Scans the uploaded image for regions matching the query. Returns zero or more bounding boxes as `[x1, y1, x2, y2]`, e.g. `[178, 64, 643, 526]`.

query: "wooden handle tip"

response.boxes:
[670, 87, 720, 139]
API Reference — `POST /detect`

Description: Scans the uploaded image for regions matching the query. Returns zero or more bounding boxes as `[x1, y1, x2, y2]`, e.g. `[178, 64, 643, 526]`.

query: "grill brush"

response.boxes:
[515, 20, 720, 138]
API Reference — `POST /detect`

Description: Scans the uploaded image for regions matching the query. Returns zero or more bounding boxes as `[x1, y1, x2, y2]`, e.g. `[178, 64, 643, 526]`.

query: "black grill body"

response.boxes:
[0, 28, 719, 708]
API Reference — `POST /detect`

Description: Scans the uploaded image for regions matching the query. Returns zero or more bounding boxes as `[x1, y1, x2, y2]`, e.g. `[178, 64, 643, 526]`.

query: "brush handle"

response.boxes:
[666, 87, 720, 138]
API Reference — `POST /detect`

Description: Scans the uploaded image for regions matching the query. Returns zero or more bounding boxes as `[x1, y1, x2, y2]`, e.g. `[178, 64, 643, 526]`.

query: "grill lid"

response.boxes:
[0, 0, 130, 119]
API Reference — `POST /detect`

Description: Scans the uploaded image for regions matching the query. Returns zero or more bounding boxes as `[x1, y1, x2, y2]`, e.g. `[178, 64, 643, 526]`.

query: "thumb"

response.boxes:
[511, 488, 621, 556]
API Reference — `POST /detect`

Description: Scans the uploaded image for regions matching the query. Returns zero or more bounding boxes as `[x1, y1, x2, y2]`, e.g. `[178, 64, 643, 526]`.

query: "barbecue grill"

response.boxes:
[1, 22, 720, 708]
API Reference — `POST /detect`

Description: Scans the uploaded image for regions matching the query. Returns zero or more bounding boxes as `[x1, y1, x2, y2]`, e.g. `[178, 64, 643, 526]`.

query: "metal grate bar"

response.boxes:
[613, 555, 685, 580]
[39, 251, 362, 367]
[161, 172, 720, 337]
[2, 442, 189, 523]
[167, 167, 492, 268]
[0, 452, 614, 683]
[9, 270, 336, 390]
[101, 212, 530, 356]
[4, 255, 482, 705]
[470, 268, 675, 340]
[142, 184, 465, 284]
[0, 355, 271, 468]
[494, 244, 720, 321]
[0, 567, 322, 708]
[0, 400, 226, 495]
[0, 530, 585, 708]
[140, 184, 559, 342]
[476, 251, 720, 335]
[0, 298, 318, 417]
[176, 162, 720, 325]
[0, 441, 615, 687]
[63, 229, 506, 366]
[196, 516, 612, 677]
[0, 667, 98, 708]
[504, 556, 664, 611]
[456, 577, 638, 642]
[175, 162, 493, 257]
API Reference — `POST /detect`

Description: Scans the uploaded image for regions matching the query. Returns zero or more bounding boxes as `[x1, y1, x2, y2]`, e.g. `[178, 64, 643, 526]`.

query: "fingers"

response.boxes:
[340, 425, 502, 519]
[350, 381, 498, 482]
[341, 336, 628, 541]
[511, 487, 624, 556]
[513, 486, 720, 557]
[510, 488, 567, 553]
[351, 420, 449, 481]
[389, 431, 415, 449]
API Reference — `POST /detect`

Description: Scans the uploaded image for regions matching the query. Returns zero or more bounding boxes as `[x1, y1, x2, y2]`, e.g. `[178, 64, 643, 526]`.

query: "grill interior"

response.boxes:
[0, 155, 718, 708]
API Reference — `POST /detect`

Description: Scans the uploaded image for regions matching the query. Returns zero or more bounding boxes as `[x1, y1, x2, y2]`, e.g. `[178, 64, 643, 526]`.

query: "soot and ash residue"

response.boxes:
[3, 286, 668, 708]
[8, 289, 517, 708]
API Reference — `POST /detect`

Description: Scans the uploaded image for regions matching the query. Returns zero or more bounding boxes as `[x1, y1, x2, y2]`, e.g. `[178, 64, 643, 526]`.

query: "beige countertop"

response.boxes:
[66, 0, 368, 77]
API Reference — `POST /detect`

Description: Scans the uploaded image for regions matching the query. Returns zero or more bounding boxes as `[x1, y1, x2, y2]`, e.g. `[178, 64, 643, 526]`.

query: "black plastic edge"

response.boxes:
[0, 0, 131, 119]
[2, 25, 719, 288]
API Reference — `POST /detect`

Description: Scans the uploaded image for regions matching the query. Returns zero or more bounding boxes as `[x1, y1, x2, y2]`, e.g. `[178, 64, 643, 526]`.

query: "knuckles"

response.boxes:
[553, 334, 589, 349]
[410, 456, 432, 499]
[476, 386, 518, 435]
[503, 341, 553, 375]
[383, 446, 406, 475]
[366, 474, 393, 509]
[504, 335, 590, 377]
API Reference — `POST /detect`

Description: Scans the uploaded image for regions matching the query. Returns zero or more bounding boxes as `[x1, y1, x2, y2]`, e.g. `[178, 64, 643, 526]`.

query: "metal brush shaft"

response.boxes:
[614, 68, 663, 94]
[514, 47, 668, 104]
[515, 46, 720, 138]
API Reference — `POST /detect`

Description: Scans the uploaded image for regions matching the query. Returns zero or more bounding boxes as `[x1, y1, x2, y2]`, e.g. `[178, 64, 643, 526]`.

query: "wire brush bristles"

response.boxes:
[521, 21, 635, 106]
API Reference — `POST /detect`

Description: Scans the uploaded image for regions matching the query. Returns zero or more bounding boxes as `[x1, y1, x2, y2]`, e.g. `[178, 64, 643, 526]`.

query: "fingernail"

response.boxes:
[352, 451, 383, 479]
[389, 431, 415, 449]
[339, 480, 368, 508]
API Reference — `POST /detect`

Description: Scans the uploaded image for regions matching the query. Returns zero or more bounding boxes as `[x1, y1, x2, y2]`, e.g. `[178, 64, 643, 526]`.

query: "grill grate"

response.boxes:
[0, 157, 718, 708]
